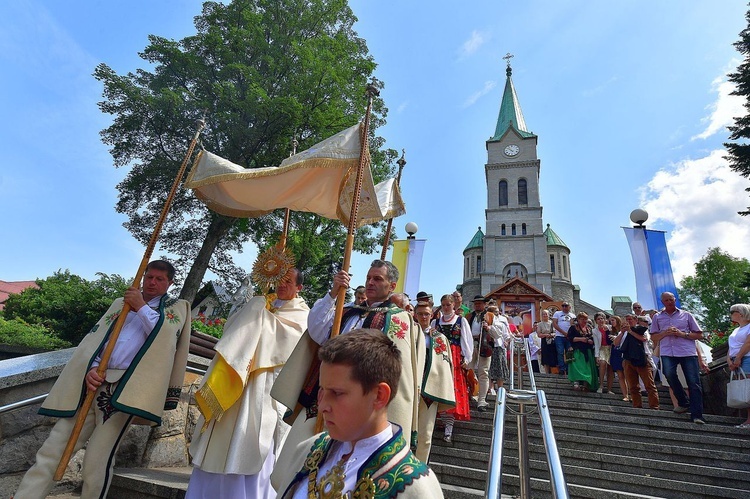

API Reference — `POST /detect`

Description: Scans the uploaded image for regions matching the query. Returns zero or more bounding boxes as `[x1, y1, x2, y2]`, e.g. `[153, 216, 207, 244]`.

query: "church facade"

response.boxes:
[460, 62, 625, 321]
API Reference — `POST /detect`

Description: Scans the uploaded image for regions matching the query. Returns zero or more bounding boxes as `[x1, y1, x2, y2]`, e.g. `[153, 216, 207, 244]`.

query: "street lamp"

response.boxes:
[405, 221, 418, 239]
[630, 208, 648, 228]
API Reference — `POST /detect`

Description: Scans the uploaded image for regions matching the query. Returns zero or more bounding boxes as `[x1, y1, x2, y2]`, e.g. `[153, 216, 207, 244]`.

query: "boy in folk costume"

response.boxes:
[412, 301, 455, 463]
[15, 260, 191, 499]
[186, 268, 309, 499]
[273, 329, 444, 498]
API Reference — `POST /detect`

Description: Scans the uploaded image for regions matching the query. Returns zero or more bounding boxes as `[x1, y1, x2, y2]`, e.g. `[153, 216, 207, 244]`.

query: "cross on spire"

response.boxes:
[503, 52, 514, 77]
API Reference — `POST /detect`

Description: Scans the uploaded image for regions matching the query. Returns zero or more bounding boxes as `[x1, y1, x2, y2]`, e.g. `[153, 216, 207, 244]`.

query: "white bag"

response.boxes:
[727, 367, 750, 409]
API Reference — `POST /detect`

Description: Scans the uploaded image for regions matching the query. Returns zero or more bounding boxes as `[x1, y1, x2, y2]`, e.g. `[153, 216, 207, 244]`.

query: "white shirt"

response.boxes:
[552, 310, 574, 337]
[93, 295, 161, 370]
[291, 424, 395, 499]
[729, 323, 750, 358]
[308, 293, 392, 345]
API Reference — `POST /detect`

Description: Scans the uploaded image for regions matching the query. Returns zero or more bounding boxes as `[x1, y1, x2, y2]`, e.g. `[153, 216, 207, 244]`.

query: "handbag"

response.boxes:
[564, 348, 575, 364]
[727, 367, 750, 409]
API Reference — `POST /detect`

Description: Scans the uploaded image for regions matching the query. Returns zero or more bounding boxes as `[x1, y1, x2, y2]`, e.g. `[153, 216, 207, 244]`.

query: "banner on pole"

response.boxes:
[623, 227, 681, 310]
[392, 238, 425, 301]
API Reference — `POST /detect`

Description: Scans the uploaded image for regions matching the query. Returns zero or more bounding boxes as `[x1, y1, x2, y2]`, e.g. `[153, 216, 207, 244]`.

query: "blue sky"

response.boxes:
[1, 1, 749, 311]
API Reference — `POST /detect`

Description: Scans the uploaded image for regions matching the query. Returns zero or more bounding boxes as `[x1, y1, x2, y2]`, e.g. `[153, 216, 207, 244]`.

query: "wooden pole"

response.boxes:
[53, 118, 206, 480]
[330, 81, 380, 338]
[379, 150, 407, 260]
[314, 81, 379, 433]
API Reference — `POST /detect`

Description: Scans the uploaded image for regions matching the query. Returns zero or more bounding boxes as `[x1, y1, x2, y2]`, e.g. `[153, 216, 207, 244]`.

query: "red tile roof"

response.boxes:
[0, 280, 39, 310]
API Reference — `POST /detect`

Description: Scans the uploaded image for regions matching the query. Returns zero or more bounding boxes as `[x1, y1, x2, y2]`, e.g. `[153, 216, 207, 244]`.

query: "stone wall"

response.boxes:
[0, 350, 208, 496]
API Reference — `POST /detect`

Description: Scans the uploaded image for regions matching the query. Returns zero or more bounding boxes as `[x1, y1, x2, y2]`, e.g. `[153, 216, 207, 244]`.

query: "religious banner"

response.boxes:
[185, 124, 405, 227]
[623, 227, 680, 311]
[502, 301, 534, 335]
[392, 238, 426, 301]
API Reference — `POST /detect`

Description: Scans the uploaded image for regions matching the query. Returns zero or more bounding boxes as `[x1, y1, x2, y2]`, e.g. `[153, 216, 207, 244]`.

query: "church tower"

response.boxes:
[463, 57, 557, 298]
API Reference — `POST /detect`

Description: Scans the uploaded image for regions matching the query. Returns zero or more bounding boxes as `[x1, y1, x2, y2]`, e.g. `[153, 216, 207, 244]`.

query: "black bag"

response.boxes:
[620, 328, 647, 367]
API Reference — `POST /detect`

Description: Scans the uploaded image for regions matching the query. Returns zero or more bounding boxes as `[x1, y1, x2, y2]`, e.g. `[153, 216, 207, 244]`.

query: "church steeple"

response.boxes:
[491, 54, 535, 140]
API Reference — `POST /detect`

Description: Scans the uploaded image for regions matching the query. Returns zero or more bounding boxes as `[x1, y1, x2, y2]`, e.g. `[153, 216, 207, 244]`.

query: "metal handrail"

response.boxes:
[485, 333, 569, 499]
[0, 365, 208, 415]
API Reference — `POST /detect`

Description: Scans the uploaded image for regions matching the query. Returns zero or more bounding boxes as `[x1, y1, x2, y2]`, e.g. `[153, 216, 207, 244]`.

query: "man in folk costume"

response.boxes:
[273, 330, 444, 498]
[186, 267, 309, 498]
[412, 301, 455, 463]
[15, 260, 191, 499]
[270, 260, 422, 484]
[465, 295, 506, 413]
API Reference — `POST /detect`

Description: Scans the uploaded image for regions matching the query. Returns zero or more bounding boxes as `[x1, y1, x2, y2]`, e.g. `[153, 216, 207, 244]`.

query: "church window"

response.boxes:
[501, 224, 506, 236]
[550, 255, 555, 274]
[522, 223, 527, 235]
[563, 255, 568, 278]
[476, 256, 482, 274]
[518, 179, 528, 205]
[499, 181, 508, 206]
[511, 223, 516, 235]
[465, 257, 469, 278]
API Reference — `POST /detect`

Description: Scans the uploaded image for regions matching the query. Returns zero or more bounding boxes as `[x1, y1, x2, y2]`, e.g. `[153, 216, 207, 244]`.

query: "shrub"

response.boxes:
[0, 317, 72, 350]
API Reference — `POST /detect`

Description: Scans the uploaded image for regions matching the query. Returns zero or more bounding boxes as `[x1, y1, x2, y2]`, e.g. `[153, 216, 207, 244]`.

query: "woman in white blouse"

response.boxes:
[727, 303, 750, 429]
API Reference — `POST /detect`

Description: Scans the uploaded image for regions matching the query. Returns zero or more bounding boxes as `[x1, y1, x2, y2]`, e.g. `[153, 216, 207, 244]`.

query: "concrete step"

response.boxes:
[108, 467, 190, 499]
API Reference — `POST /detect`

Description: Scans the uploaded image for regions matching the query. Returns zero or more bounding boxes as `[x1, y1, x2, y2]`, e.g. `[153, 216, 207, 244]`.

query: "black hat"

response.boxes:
[416, 291, 432, 300]
[473, 294, 487, 302]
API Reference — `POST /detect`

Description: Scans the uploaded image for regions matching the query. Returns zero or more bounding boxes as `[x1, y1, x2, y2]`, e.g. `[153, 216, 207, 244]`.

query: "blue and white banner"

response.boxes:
[623, 227, 681, 311]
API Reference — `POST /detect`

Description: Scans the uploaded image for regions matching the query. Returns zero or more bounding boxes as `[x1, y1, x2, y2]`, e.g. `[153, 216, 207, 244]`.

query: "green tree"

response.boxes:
[678, 247, 750, 333]
[725, 8, 750, 215]
[3, 271, 130, 345]
[95, 0, 395, 302]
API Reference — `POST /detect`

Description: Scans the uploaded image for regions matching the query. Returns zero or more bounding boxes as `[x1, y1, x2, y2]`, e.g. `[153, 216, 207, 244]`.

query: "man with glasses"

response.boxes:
[632, 302, 643, 315]
[552, 303, 574, 375]
[451, 291, 470, 317]
[650, 292, 705, 424]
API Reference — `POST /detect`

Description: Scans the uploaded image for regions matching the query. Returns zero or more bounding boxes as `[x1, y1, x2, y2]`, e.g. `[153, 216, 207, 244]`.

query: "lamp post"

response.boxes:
[630, 208, 648, 228]
[405, 221, 418, 239]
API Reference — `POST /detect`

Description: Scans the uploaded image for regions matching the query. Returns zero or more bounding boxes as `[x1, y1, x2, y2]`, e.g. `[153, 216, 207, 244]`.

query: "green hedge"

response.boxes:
[0, 317, 72, 350]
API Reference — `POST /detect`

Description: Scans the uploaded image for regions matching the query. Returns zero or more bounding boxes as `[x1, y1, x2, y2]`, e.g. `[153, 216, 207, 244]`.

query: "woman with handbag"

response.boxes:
[727, 303, 750, 429]
[567, 312, 599, 392]
[537, 310, 557, 374]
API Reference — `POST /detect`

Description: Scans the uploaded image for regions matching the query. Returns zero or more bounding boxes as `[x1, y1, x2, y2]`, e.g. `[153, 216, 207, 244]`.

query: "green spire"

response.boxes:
[543, 224, 568, 249]
[491, 60, 535, 140]
[464, 226, 484, 251]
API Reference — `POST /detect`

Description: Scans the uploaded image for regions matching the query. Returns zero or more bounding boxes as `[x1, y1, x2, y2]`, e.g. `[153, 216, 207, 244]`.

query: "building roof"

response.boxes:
[543, 224, 569, 249]
[491, 64, 536, 141]
[0, 280, 39, 310]
[611, 296, 632, 303]
[464, 227, 484, 252]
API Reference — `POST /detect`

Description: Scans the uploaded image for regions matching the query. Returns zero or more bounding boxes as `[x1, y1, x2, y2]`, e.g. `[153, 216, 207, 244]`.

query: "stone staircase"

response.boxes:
[52, 373, 750, 498]
[431, 373, 750, 498]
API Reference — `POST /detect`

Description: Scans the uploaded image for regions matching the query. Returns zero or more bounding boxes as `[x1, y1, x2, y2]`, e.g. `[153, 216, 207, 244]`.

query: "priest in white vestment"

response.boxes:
[186, 268, 309, 499]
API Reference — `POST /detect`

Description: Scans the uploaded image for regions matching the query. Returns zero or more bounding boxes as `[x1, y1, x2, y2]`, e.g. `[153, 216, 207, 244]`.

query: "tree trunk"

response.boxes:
[179, 215, 234, 303]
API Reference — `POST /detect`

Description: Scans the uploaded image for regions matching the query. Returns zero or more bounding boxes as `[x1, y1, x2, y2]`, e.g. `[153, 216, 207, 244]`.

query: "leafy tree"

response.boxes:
[3, 270, 130, 345]
[726, 8, 750, 215]
[0, 317, 71, 350]
[678, 247, 750, 333]
[95, 0, 396, 302]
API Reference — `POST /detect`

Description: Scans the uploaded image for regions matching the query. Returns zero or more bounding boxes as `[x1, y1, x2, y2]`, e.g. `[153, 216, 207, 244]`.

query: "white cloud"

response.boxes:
[462, 80, 497, 108]
[692, 62, 746, 140]
[397, 101, 408, 114]
[640, 149, 750, 283]
[459, 30, 488, 59]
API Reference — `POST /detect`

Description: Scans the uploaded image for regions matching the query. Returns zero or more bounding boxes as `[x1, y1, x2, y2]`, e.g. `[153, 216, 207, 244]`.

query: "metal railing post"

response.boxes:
[485, 386, 507, 499]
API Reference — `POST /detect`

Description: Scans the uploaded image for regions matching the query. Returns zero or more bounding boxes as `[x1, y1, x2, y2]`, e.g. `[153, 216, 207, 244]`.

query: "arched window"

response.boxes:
[511, 223, 517, 236]
[476, 256, 482, 274]
[563, 255, 568, 278]
[521, 223, 527, 235]
[550, 255, 555, 274]
[499, 181, 508, 206]
[518, 179, 528, 205]
[501, 224, 506, 236]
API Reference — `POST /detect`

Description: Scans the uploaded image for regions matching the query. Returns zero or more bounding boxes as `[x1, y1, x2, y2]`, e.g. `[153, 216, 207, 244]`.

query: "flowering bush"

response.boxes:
[704, 329, 729, 349]
[191, 313, 226, 339]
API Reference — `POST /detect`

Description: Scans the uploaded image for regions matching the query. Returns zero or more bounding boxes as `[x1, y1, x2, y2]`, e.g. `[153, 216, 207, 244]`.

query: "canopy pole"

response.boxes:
[379, 150, 406, 260]
[53, 117, 206, 480]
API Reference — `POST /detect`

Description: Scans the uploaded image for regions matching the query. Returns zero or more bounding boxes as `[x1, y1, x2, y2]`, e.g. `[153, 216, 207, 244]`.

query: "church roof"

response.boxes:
[544, 224, 569, 249]
[491, 64, 535, 141]
[464, 227, 484, 251]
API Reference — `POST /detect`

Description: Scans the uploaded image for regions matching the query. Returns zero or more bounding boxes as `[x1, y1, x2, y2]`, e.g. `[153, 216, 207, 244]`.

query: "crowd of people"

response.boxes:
[13, 258, 750, 499]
